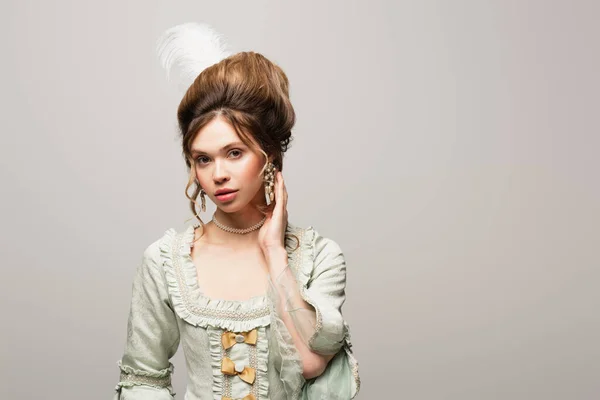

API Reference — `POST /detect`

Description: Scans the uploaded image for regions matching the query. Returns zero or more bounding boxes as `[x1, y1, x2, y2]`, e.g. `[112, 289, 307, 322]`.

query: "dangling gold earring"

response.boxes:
[199, 188, 207, 212]
[264, 162, 276, 202]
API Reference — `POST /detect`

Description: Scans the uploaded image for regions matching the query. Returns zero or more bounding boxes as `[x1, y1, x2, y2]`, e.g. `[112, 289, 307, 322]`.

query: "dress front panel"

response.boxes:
[113, 223, 360, 400]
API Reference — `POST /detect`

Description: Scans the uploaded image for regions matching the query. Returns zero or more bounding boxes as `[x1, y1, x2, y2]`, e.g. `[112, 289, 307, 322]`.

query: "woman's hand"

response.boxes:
[258, 170, 288, 256]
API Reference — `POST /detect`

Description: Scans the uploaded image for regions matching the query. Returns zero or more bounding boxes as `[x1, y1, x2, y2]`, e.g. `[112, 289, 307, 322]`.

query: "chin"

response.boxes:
[216, 200, 249, 213]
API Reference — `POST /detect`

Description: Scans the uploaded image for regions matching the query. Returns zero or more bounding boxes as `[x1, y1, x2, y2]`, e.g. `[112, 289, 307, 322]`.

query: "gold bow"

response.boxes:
[221, 357, 256, 384]
[221, 329, 258, 350]
[222, 395, 256, 400]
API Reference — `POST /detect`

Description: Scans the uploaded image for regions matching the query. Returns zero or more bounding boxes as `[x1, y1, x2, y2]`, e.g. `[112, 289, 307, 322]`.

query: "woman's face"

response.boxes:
[190, 115, 267, 213]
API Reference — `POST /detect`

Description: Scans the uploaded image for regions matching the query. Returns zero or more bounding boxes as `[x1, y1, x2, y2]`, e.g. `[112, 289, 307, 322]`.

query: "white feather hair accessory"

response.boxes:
[156, 22, 232, 90]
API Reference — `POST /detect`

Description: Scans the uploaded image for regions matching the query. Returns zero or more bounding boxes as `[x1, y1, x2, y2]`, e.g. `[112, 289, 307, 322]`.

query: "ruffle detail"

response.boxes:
[208, 327, 225, 398]
[255, 326, 270, 400]
[342, 326, 361, 398]
[114, 360, 176, 395]
[159, 226, 271, 332]
[113, 382, 176, 394]
[117, 359, 174, 377]
[285, 224, 315, 287]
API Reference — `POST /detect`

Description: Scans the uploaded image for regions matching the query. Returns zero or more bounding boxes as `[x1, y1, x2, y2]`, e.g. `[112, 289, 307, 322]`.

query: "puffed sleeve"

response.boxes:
[112, 239, 181, 400]
[268, 227, 361, 398]
[303, 233, 349, 353]
[269, 234, 348, 355]
[267, 226, 361, 398]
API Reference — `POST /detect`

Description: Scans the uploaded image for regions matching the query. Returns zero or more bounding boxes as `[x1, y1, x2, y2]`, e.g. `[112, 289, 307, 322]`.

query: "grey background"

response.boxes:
[1, 0, 599, 399]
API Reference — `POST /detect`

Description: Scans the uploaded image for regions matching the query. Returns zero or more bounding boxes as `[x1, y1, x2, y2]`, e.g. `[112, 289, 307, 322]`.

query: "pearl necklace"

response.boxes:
[211, 213, 266, 234]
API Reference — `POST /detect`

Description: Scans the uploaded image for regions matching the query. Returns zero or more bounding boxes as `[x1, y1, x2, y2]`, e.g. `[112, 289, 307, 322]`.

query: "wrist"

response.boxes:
[263, 246, 288, 272]
[262, 244, 286, 257]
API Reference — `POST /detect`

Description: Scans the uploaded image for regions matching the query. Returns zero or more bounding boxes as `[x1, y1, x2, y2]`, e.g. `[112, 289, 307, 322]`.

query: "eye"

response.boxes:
[228, 149, 243, 158]
[196, 156, 210, 165]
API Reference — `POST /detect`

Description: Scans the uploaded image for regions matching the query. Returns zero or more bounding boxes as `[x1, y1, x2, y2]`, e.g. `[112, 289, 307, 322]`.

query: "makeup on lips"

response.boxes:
[214, 188, 238, 202]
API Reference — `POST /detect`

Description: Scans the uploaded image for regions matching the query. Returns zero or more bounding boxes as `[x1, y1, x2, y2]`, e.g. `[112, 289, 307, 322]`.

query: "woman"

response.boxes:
[113, 24, 360, 400]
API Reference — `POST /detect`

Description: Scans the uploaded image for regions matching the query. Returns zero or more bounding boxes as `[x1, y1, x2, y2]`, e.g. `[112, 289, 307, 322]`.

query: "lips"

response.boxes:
[215, 190, 238, 202]
[215, 189, 237, 196]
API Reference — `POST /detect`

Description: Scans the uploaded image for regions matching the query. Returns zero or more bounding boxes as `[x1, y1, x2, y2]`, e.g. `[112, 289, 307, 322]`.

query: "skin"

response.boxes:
[189, 114, 335, 379]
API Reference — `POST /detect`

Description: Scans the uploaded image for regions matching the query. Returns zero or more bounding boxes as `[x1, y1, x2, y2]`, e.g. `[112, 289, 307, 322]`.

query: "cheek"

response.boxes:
[194, 167, 208, 187]
[237, 157, 264, 185]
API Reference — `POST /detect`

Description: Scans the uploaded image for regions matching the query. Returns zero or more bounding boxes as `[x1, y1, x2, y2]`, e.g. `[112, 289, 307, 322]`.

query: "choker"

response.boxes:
[211, 213, 266, 234]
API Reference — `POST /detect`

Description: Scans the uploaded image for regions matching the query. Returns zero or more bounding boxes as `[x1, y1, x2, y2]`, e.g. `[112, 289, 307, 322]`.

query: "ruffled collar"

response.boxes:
[158, 222, 313, 331]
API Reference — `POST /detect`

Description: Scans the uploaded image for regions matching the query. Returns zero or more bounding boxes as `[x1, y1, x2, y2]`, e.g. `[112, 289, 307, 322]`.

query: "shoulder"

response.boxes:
[139, 227, 187, 270]
[152, 225, 195, 250]
[286, 222, 344, 258]
[286, 223, 341, 250]
[141, 237, 163, 267]
[286, 222, 346, 285]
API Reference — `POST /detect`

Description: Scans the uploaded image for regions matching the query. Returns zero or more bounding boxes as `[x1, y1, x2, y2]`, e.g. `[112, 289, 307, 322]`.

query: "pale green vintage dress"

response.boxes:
[113, 222, 360, 400]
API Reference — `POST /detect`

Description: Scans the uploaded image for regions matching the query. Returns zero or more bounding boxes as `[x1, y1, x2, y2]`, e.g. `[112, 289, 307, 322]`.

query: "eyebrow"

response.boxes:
[191, 141, 245, 155]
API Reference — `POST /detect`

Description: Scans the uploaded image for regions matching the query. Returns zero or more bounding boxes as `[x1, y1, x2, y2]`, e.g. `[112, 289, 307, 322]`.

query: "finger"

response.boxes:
[280, 173, 288, 222]
[278, 173, 288, 233]
[271, 171, 281, 215]
[282, 174, 288, 206]
[275, 171, 285, 216]
[278, 171, 285, 204]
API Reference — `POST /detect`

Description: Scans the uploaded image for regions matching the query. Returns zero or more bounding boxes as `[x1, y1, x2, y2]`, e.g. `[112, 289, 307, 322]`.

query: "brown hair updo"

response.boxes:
[178, 51, 296, 229]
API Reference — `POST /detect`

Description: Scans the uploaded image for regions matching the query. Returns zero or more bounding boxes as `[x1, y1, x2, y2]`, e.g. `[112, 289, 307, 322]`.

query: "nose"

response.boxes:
[212, 160, 230, 184]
